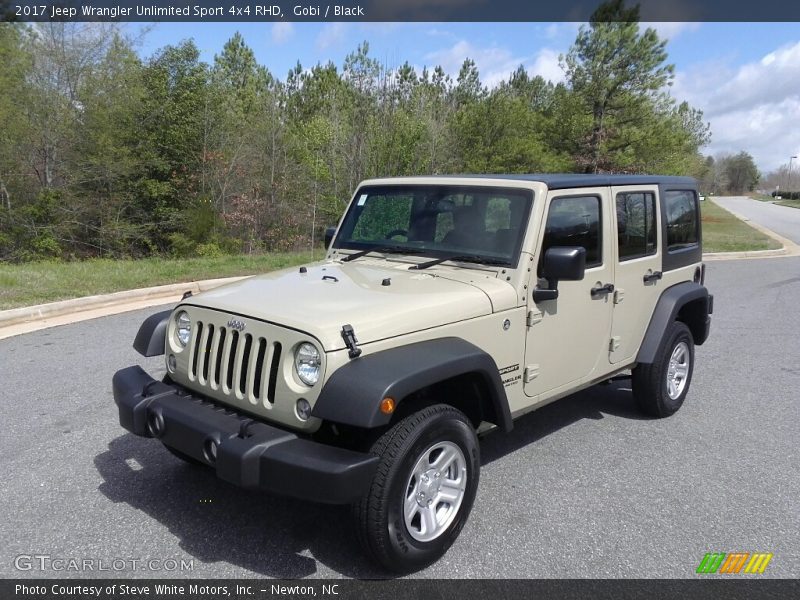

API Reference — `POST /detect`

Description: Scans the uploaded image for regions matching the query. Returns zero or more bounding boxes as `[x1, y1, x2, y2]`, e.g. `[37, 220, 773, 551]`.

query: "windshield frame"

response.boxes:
[332, 184, 534, 269]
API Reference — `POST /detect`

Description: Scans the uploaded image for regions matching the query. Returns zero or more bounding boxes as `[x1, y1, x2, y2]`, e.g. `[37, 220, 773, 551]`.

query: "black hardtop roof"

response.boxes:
[380, 174, 697, 190]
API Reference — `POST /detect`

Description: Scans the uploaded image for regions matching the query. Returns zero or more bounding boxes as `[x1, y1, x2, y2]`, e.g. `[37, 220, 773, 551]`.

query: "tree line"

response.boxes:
[1, 2, 717, 262]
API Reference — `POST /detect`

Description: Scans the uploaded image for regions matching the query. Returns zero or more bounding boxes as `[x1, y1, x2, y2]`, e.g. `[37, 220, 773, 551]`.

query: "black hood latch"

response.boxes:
[341, 324, 362, 359]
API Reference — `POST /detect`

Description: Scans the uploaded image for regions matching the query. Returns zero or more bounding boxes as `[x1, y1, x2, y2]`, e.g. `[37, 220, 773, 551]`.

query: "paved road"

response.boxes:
[1, 257, 799, 579]
[714, 196, 800, 244]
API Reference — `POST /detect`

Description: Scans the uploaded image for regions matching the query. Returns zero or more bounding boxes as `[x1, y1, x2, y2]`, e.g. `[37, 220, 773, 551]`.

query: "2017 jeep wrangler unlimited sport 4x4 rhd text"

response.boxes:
[113, 174, 713, 572]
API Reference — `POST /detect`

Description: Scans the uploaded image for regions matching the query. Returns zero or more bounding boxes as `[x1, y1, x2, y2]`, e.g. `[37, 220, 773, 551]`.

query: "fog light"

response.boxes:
[167, 354, 177, 373]
[203, 438, 218, 464]
[147, 410, 165, 438]
[296, 398, 311, 421]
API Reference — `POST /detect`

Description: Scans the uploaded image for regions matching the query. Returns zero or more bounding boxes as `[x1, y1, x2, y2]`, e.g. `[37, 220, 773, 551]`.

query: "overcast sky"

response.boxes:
[134, 22, 800, 174]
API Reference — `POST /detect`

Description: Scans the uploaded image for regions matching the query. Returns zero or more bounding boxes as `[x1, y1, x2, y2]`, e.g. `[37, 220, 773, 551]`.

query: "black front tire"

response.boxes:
[632, 321, 695, 418]
[353, 404, 480, 573]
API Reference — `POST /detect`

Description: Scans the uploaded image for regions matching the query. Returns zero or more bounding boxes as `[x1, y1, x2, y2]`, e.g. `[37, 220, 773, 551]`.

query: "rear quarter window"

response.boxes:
[664, 190, 699, 251]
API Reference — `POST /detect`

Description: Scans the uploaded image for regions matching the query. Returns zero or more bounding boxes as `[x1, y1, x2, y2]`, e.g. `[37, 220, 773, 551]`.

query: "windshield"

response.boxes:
[333, 185, 533, 267]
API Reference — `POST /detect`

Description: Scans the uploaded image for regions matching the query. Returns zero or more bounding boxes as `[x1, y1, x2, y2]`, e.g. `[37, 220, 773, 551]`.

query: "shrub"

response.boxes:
[196, 242, 223, 258]
[168, 232, 197, 258]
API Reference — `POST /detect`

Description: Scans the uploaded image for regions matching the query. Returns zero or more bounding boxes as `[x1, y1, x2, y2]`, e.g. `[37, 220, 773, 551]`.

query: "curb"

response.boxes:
[0, 276, 249, 329]
[702, 248, 790, 260]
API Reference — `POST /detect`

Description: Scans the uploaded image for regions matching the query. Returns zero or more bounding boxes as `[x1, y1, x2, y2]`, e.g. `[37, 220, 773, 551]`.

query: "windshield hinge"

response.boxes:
[527, 310, 543, 327]
[341, 324, 362, 359]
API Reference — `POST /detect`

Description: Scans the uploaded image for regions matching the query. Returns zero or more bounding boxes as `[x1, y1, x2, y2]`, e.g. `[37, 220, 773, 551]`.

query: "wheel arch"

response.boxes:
[311, 337, 513, 433]
[133, 309, 172, 357]
[637, 281, 712, 366]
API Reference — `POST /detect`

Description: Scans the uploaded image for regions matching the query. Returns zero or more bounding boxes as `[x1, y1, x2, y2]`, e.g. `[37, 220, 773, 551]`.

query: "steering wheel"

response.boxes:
[384, 229, 408, 240]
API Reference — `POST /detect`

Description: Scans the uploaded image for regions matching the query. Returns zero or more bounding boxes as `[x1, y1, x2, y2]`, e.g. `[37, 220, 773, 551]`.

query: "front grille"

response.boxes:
[188, 321, 282, 407]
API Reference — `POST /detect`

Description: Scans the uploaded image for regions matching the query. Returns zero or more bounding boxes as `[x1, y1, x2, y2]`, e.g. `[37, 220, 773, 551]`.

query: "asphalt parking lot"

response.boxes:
[1, 256, 798, 579]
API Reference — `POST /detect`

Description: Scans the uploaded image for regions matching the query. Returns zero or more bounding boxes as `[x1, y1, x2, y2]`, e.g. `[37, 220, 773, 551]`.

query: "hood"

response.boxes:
[184, 260, 518, 351]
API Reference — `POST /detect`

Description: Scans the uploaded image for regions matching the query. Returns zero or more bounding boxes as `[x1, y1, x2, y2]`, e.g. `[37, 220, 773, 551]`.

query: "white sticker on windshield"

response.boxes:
[357, 194, 368, 206]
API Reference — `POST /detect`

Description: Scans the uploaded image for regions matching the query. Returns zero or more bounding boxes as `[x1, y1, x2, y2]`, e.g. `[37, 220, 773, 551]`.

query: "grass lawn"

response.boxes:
[748, 193, 800, 208]
[749, 193, 775, 202]
[702, 200, 782, 253]
[774, 199, 800, 210]
[0, 251, 315, 310]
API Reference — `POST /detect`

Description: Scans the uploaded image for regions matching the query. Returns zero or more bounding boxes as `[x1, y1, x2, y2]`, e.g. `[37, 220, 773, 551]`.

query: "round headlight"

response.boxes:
[295, 343, 321, 386]
[175, 311, 191, 347]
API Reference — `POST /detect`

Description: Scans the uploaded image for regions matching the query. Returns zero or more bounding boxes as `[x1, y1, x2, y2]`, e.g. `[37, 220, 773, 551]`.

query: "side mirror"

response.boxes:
[533, 246, 586, 302]
[324, 226, 336, 249]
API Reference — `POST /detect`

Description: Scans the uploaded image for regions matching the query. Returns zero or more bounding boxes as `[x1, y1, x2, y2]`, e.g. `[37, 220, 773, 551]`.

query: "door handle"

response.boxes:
[591, 283, 615, 298]
[643, 271, 663, 283]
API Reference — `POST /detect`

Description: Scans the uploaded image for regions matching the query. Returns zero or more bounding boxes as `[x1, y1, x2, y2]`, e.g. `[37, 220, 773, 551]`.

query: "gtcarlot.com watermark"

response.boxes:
[14, 554, 194, 572]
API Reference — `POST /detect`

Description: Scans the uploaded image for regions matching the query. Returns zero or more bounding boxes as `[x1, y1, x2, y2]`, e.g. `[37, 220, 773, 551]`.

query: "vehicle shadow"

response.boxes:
[94, 380, 642, 579]
[481, 379, 645, 465]
[94, 435, 387, 580]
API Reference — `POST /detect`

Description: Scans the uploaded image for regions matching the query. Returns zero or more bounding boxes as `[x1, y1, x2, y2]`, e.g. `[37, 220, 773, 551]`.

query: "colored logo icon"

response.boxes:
[696, 552, 773, 574]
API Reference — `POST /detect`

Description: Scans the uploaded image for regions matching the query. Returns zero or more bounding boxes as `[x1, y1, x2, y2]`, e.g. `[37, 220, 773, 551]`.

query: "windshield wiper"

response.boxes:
[409, 254, 508, 270]
[340, 246, 409, 262]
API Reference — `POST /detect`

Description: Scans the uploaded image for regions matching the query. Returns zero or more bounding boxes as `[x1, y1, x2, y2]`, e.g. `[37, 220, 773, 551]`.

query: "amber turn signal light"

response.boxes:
[380, 397, 396, 414]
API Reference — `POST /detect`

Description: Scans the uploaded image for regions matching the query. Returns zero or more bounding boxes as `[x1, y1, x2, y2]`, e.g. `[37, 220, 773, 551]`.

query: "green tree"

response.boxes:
[453, 58, 484, 108]
[562, 0, 675, 172]
[0, 24, 30, 212]
[132, 40, 208, 252]
[722, 152, 760, 194]
[452, 91, 569, 173]
[501, 66, 554, 111]
[414, 66, 454, 173]
[73, 34, 146, 256]
[206, 32, 273, 249]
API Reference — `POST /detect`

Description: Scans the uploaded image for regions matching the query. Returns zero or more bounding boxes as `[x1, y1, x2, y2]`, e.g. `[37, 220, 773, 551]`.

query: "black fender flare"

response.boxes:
[636, 282, 712, 365]
[133, 309, 172, 357]
[311, 337, 513, 432]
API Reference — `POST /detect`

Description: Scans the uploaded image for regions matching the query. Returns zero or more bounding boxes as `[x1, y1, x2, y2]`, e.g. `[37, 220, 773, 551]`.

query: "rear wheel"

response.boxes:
[353, 404, 479, 573]
[632, 321, 694, 417]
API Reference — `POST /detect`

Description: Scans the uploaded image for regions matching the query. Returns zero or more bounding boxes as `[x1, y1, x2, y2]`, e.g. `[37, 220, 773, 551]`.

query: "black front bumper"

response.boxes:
[112, 366, 378, 504]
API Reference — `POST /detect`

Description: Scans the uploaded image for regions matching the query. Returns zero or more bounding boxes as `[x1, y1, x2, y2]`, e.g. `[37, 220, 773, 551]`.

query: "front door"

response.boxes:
[524, 188, 615, 399]
[608, 185, 662, 364]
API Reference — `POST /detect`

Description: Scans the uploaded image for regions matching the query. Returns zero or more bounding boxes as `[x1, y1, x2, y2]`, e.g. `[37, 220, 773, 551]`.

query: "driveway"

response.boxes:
[713, 196, 800, 244]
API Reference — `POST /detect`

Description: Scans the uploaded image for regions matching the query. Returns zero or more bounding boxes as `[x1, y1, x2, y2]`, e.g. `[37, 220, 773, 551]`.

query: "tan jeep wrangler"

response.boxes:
[113, 175, 713, 572]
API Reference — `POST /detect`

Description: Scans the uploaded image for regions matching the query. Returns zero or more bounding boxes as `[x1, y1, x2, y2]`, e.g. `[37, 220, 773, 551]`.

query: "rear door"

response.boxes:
[609, 185, 662, 364]
[523, 188, 615, 398]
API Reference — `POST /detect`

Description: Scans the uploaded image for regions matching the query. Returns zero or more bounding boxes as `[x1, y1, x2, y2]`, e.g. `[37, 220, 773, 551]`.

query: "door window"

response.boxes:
[540, 195, 602, 273]
[616, 192, 657, 260]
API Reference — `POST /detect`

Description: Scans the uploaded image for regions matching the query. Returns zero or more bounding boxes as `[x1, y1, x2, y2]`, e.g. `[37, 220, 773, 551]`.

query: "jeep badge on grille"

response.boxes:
[227, 319, 246, 332]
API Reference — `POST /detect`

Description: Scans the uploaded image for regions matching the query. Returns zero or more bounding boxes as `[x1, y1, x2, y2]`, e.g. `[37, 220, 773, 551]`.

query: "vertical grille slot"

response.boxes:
[266, 342, 282, 405]
[251, 338, 267, 402]
[190, 321, 204, 380]
[212, 327, 227, 389]
[237, 334, 253, 398]
[199, 324, 214, 384]
[225, 330, 240, 392]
